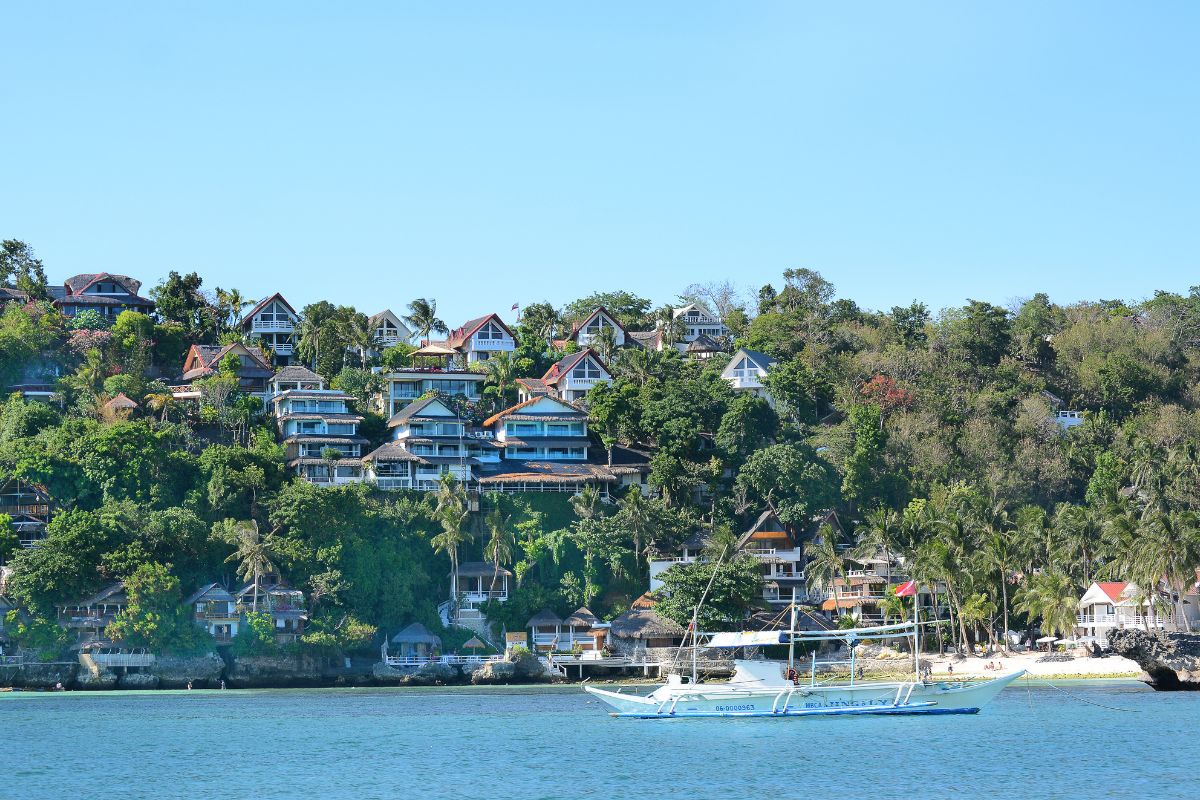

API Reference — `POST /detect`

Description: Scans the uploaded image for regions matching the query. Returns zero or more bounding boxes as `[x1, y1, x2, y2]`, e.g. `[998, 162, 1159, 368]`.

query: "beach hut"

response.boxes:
[608, 595, 687, 659]
[392, 623, 442, 662]
[563, 607, 600, 651]
[527, 609, 563, 652]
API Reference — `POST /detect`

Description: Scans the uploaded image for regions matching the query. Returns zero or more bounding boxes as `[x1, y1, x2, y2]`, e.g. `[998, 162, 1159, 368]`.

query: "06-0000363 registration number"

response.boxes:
[714, 704, 756, 712]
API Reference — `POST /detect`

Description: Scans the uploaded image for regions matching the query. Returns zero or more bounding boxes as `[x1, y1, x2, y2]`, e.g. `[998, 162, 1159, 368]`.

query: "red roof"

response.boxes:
[569, 306, 629, 340]
[1096, 582, 1127, 602]
[446, 313, 514, 350]
[239, 292, 297, 329]
[541, 348, 609, 386]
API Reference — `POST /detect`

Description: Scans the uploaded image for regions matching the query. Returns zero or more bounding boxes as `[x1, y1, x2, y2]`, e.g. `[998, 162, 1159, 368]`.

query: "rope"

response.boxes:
[1031, 676, 1140, 713]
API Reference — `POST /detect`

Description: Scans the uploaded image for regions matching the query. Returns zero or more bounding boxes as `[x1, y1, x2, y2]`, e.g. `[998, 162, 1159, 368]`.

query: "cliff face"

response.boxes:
[1107, 629, 1200, 690]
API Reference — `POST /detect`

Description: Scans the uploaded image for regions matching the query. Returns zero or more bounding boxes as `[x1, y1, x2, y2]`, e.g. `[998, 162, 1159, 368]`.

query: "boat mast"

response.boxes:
[787, 594, 797, 674]
[912, 582, 920, 680]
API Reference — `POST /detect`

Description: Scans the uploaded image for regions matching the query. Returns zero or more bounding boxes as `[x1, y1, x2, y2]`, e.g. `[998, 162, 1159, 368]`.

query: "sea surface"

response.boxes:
[2, 679, 1195, 799]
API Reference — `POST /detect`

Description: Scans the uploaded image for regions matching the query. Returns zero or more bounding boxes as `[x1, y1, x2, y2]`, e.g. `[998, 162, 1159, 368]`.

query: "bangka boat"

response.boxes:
[584, 617, 1025, 719]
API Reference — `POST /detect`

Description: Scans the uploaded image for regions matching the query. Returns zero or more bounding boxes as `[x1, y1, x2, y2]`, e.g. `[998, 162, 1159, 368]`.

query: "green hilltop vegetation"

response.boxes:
[3, 237, 1200, 659]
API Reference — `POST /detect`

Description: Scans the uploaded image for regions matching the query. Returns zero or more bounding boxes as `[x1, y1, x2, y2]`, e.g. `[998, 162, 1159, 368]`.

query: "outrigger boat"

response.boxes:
[585, 608, 1024, 719]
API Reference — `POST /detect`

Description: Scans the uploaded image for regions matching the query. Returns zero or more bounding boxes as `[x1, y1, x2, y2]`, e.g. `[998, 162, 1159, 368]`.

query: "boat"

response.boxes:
[584, 615, 1025, 719]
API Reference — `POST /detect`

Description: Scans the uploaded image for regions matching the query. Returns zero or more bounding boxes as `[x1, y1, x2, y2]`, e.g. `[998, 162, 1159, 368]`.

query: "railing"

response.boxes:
[472, 338, 513, 350]
[1077, 613, 1182, 627]
[375, 477, 413, 490]
[460, 591, 507, 603]
[272, 343, 295, 355]
[196, 610, 239, 620]
[385, 655, 503, 667]
[846, 570, 880, 578]
[88, 652, 155, 667]
[744, 547, 777, 556]
[251, 319, 295, 332]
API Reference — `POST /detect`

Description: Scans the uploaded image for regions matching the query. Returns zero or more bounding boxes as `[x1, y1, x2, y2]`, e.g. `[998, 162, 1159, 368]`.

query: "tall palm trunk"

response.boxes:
[999, 576, 1010, 653]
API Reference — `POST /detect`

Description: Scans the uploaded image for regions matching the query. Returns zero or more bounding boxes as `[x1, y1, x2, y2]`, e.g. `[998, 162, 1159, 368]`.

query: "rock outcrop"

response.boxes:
[224, 653, 329, 688]
[153, 653, 225, 689]
[1107, 629, 1200, 690]
[471, 649, 550, 684]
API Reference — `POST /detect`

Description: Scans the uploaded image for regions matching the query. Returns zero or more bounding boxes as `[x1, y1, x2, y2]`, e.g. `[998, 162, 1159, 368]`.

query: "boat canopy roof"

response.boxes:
[705, 621, 917, 647]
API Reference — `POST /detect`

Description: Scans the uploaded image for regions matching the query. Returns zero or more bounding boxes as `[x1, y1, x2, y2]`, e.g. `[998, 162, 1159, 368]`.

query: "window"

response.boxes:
[477, 321, 505, 340]
[575, 359, 602, 380]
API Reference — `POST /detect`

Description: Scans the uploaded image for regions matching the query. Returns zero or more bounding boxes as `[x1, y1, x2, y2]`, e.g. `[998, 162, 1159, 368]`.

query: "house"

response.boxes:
[685, 334, 725, 360]
[517, 349, 611, 404]
[527, 609, 564, 653]
[49, 273, 154, 321]
[103, 392, 138, 418]
[272, 385, 365, 484]
[721, 348, 777, 404]
[0, 478, 53, 550]
[568, 307, 628, 349]
[607, 593, 687, 660]
[174, 342, 274, 400]
[184, 584, 239, 643]
[8, 357, 62, 403]
[443, 562, 511, 630]
[1041, 390, 1084, 430]
[57, 583, 128, 643]
[1075, 581, 1200, 648]
[672, 303, 729, 348]
[390, 623, 441, 662]
[627, 329, 664, 351]
[374, 345, 486, 417]
[368, 310, 413, 352]
[235, 583, 307, 643]
[238, 293, 299, 365]
[563, 607, 602, 651]
[363, 396, 477, 491]
[268, 365, 326, 397]
[437, 313, 515, 365]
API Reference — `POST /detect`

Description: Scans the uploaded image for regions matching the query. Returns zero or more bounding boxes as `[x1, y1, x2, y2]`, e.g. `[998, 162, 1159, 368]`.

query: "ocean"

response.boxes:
[2, 680, 1195, 799]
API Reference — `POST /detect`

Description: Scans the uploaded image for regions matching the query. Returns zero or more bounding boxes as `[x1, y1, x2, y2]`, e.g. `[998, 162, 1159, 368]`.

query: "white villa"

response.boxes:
[568, 307, 628, 349]
[517, 348, 612, 403]
[185, 584, 239, 644]
[438, 313, 516, 365]
[363, 396, 477, 491]
[1075, 580, 1200, 648]
[722, 348, 777, 404]
[239, 293, 299, 365]
[484, 396, 590, 463]
[672, 303, 729, 351]
[272, 372, 366, 484]
[358, 310, 413, 360]
[0, 478, 52, 551]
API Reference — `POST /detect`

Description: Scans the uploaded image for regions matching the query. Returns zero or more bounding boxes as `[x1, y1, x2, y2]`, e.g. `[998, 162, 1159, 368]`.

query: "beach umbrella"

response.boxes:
[1035, 636, 1058, 643]
[463, 636, 486, 652]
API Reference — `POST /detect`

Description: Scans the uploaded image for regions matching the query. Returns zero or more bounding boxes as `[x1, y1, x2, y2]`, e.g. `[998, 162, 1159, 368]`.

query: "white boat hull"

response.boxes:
[585, 668, 1025, 719]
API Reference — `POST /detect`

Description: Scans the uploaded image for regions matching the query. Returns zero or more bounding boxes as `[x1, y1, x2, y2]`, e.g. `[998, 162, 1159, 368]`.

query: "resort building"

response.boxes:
[389, 623, 441, 662]
[438, 313, 515, 365]
[1075, 581, 1200, 648]
[57, 583, 128, 644]
[173, 342, 274, 401]
[721, 348, 777, 404]
[526, 609, 564, 653]
[357, 310, 413, 361]
[684, 334, 725, 360]
[272, 383, 365, 485]
[567, 307, 628, 349]
[374, 346, 486, 417]
[1041, 391, 1085, 431]
[239, 293, 299, 365]
[607, 593, 687, 660]
[268, 365, 326, 397]
[671, 303, 729, 351]
[9, 357, 63, 403]
[441, 562, 510, 635]
[516, 349, 611, 404]
[484, 396, 590, 463]
[49, 273, 154, 321]
[526, 606, 604, 653]
[235, 583, 308, 644]
[0, 478, 53, 551]
[184, 584, 239, 644]
[363, 396, 476, 491]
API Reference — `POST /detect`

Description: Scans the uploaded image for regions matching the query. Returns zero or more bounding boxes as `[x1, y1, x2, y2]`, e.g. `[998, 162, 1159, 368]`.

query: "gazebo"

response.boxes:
[391, 623, 442, 661]
[527, 609, 564, 652]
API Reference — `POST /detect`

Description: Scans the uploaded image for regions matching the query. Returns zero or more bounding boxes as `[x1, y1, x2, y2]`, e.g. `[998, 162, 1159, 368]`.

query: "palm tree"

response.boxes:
[432, 473, 474, 607]
[221, 519, 279, 613]
[853, 507, 901, 585]
[341, 313, 382, 368]
[656, 306, 689, 347]
[483, 352, 517, 407]
[483, 504, 514, 593]
[591, 326, 617, 362]
[570, 486, 602, 522]
[295, 315, 324, 369]
[978, 528, 1016, 651]
[144, 391, 176, 423]
[803, 523, 845, 615]
[1014, 571, 1079, 640]
[404, 298, 448, 344]
[217, 288, 253, 331]
[1051, 503, 1104, 585]
[617, 486, 654, 566]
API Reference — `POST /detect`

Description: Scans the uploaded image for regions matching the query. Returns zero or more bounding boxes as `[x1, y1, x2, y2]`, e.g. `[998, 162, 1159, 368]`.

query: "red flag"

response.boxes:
[895, 579, 917, 597]
[511, 303, 519, 311]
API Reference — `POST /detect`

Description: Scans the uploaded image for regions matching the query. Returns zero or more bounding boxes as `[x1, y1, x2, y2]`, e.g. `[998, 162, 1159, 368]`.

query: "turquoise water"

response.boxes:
[2, 680, 1195, 799]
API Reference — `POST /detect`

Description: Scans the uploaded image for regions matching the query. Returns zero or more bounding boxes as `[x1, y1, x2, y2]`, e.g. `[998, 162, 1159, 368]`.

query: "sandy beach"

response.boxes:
[926, 652, 1141, 679]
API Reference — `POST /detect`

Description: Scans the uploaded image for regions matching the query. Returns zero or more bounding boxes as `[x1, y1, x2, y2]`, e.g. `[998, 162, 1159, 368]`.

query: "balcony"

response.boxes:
[471, 339, 514, 351]
[251, 319, 295, 333]
[727, 371, 765, 390]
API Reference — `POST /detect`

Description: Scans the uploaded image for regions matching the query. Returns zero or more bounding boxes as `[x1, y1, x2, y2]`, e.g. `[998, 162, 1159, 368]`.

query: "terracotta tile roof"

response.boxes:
[541, 348, 610, 386]
[481, 396, 586, 427]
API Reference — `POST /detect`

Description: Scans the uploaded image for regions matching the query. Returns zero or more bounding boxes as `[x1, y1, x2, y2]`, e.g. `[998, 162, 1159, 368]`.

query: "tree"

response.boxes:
[217, 519, 280, 613]
[735, 443, 837, 525]
[482, 352, 518, 408]
[803, 523, 845, 611]
[431, 473, 473, 605]
[340, 312, 382, 368]
[105, 562, 210, 653]
[1014, 571, 1079, 639]
[562, 291, 652, 329]
[656, 554, 763, 629]
[0, 240, 49, 300]
[483, 503, 515, 593]
[151, 271, 213, 341]
[404, 298, 448, 343]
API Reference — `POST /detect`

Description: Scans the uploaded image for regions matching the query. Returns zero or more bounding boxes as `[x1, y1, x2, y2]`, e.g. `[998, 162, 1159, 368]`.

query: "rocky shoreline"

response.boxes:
[0, 650, 555, 691]
[1107, 628, 1200, 690]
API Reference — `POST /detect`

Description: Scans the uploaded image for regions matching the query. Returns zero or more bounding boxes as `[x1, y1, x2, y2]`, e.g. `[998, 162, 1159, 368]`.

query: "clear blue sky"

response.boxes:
[3, 3, 1197, 324]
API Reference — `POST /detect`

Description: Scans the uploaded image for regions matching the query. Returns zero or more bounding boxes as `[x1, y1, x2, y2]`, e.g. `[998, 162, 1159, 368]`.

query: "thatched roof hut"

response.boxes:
[391, 623, 441, 647]
[564, 607, 599, 630]
[608, 607, 686, 640]
[526, 609, 563, 628]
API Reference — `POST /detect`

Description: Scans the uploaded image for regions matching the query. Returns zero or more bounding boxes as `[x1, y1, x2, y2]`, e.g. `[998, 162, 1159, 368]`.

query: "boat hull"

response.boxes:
[584, 670, 1025, 719]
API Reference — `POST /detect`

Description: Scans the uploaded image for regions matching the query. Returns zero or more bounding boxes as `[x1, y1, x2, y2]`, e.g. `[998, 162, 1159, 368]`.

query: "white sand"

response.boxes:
[926, 651, 1141, 678]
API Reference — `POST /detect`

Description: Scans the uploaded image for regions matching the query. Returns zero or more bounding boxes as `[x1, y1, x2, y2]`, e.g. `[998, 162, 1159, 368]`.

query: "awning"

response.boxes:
[707, 631, 788, 648]
[1036, 636, 1058, 643]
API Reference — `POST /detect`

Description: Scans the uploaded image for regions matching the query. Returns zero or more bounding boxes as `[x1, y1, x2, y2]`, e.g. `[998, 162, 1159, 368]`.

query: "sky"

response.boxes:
[2, 2, 1198, 325]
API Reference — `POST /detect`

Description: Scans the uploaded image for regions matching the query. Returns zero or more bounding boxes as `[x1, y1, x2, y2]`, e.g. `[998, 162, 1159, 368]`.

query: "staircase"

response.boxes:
[439, 600, 501, 651]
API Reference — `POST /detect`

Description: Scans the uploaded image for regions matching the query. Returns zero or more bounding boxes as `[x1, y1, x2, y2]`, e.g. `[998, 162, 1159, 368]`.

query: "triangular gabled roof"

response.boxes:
[182, 342, 272, 380]
[64, 273, 146, 297]
[446, 313, 514, 350]
[391, 622, 441, 645]
[571, 307, 629, 339]
[541, 348, 610, 387]
[723, 348, 776, 376]
[526, 608, 563, 627]
[386, 396, 458, 427]
[735, 509, 796, 550]
[184, 583, 235, 605]
[239, 293, 298, 330]
[1080, 582, 1129, 607]
[482, 395, 586, 427]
